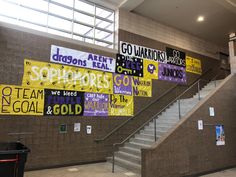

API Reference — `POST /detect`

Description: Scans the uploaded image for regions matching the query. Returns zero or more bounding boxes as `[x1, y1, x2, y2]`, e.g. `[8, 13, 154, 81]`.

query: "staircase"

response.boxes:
[110, 80, 222, 174]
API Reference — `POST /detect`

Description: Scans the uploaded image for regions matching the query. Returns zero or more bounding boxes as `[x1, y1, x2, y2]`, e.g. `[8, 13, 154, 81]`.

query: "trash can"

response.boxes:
[0, 142, 30, 177]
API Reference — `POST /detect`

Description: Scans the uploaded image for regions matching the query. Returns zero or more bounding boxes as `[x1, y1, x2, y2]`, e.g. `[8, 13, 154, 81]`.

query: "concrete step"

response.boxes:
[119, 146, 141, 156]
[135, 133, 160, 141]
[125, 141, 151, 149]
[115, 151, 141, 164]
[130, 137, 154, 145]
[112, 156, 141, 173]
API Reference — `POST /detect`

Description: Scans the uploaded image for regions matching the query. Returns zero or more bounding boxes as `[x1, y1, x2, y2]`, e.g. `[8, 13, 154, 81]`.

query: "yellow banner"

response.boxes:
[22, 59, 113, 94]
[143, 60, 158, 79]
[0, 85, 44, 115]
[109, 94, 133, 116]
[186, 56, 202, 75]
[132, 77, 152, 97]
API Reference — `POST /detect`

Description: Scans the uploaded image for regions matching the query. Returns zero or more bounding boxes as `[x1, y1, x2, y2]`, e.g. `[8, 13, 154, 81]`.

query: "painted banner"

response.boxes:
[120, 41, 166, 63]
[0, 85, 44, 115]
[216, 125, 225, 146]
[115, 54, 143, 77]
[109, 94, 133, 116]
[132, 77, 152, 97]
[84, 93, 109, 116]
[186, 56, 202, 75]
[51, 45, 115, 72]
[113, 74, 132, 95]
[158, 63, 187, 84]
[44, 89, 84, 116]
[143, 60, 158, 79]
[22, 59, 113, 94]
[166, 47, 186, 67]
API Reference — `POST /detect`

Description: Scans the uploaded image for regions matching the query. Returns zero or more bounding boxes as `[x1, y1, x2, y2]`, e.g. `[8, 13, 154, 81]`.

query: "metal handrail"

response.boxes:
[111, 69, 224, 173]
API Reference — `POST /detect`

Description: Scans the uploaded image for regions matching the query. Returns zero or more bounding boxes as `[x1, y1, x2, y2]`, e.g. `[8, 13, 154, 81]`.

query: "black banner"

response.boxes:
[115, 54, 143, 77]
[166, 47, 186, 67]
[44, 89, 84, 116]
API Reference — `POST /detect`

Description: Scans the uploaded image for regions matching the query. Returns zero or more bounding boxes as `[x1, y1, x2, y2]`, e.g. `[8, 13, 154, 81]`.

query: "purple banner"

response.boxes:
[113, 74, 132, 95]
[158, 63, 186, 84]
[84, 93, 109, 116]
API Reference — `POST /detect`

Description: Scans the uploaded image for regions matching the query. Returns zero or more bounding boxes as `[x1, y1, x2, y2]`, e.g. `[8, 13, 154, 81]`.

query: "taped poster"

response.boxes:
[84, 93, 109, 116]
[120, 41, 166, 63]
[143, 60, 158, 80]
[158, 63, 187, 84]
[113, 74, 132, 95]
[109, 94, 133, 116]
[0, 85, 44, 115]
[132, 77, 152, 97]
[22, 59, 113, 94]
[115, 54, 143, 77]
[51, 45, 115, 72]
[186, 56, 202, 75]
[166, 47, 186, 67]
[215, 125, 225, 146]
[44, 89, 84, 116]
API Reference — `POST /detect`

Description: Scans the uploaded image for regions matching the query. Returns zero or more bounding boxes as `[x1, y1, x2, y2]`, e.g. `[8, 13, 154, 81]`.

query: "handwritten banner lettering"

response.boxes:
[22, 59, 113, 94]
[113, 74, 132, 95]
[120, 41, 166, 63]
[143, 60, 158, 80]
[158, 63, 186, 84]
[132, 77, 152, 97]
[186, 56, 202, 75]
[166, 47, 186, 67]
[51, 45, 115, 72]
[44, 89, 84, 116]
[0, 85, 44, 115]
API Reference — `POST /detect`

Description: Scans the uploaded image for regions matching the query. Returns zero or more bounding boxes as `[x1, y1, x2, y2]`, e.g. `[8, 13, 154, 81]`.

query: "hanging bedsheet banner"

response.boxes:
[166, 47, 186, 67]
[113, 74, 132, 95]
[0, 85, 44, 115]
[186, 56, 202, 75]
[22, 59, 113, 94]
[158, 63, 187, 84]
[50, 45, 116, 72]
[115, 54, 143, 77]
[109, 94, 133, 116]
[132, 77, 152, 97]
[83, 93, 109, 116]
[44, 89, 84, 116]
[120, 41, 166, 63]
[143, 60, 159, 80]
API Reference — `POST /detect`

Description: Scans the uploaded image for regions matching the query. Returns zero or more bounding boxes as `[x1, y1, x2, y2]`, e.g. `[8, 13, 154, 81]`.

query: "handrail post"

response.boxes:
[197, 80, 201, 100]
[214, 79, 216, 87]
[112, 144, 115, 173]
[154, 118, 157, 141]
[178, 99, 181, 119]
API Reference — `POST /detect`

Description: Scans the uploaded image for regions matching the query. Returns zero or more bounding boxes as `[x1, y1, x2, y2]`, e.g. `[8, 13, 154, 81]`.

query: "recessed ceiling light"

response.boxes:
[197, 16, 204, 22]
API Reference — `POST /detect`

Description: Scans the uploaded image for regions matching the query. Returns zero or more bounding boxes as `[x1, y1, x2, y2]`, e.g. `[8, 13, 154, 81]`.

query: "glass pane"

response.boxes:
[18, 7, 47, 25]
[75, 0, 95, 15]
[19, 0, 48, 12]
[73, 35, 83, 41]
[95, 19, 113, 31]
[73, 23, 93, 37]
[96, 7, 113, 19]
[74, 11, 94, 26]
[95, 29, 112, 42]
[84, 38, 93, 44]
[95, 40, 110, 47]
[49, 3, 73, 19]
[19, 21, 47, 32]
[52, 0, 74, 7]
[0, 15, 18, 25]
[48, 15, 72, 31]
[48, 28, 72, 38]
[0, 1, 19, 19]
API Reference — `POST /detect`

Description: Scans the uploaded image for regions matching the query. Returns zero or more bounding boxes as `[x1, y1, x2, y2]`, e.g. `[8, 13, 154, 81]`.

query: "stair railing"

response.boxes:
[111, 71, 224, 173]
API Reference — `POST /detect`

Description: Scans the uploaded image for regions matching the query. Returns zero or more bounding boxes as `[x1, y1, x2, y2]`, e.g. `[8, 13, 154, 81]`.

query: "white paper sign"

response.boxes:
[209, 107, 215, 117]
[50, 45, 116, 72]
[86, 125, 92, 134]
[198, 120, 203, 130]
[74, 123, 81, 132]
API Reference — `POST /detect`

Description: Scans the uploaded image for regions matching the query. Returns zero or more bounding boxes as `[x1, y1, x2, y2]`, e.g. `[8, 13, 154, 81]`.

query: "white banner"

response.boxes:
[50, 45, 116, 72]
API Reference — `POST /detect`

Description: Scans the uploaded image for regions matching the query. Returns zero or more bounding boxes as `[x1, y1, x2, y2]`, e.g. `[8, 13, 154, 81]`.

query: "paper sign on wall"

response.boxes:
[109, 94, 133, 116]
[22, 59, 113, 94]
[86, 125, 92, 134]
[216, 125, 225, 146]
[0, 85, 44, 115]
[83, 93, 109, 116]
[44, 89, 84, 116]
[143, 60, 158, 80]
[132, 77, 152, 97]
[209, 107, 215, 117]
[74, 123, 81, 132]
[51, 45, 116, 72]
[158, 63, 187, 84]
[113, 74, 132, 95]
[186, 56, 202, 75]
[166, 47, 186, 67]
[198, 120, 203, 130]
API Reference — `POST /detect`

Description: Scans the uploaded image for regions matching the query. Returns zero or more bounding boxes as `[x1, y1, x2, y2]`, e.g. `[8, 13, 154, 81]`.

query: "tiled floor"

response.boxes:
[25, 162, 140, 177]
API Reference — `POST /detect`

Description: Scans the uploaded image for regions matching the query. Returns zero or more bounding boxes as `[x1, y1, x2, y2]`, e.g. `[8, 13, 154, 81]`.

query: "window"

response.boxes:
[0, 0, 115, 48]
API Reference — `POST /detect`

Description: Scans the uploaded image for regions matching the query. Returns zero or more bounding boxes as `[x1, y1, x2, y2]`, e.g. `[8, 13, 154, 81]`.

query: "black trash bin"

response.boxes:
[0, 142, 30, 177]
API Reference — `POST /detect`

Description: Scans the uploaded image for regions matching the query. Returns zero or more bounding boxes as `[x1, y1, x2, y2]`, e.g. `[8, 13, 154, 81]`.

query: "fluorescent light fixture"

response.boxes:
[197, 16, 204, 22]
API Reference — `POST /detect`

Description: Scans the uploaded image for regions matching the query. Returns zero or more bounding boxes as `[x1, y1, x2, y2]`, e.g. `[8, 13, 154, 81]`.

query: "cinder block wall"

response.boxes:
[142, 74, 236, 177]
